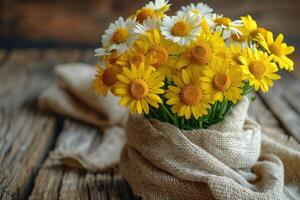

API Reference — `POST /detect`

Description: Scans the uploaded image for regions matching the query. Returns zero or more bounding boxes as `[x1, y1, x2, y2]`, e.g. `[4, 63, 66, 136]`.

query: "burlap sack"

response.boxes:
[39, 63, 128, 127]
[120, 98, 289, 200]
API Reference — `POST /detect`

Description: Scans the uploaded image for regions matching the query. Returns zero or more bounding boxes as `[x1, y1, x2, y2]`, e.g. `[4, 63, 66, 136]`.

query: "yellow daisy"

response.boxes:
[234, 15, 268, 42]
[127, 29, 181, 79]
[201, 57, 244, 103]
[93, 64, 122, 96]
[165, 68, 211, 119]
[117, 43, 151, 69]
[239, 48, 281, 93]
[102, 50, 121, 66]
[225, 44, 244, 65]
[114, 65, 165, 114]
[175, 31, 226, 69]
[256, 31, 295, 71]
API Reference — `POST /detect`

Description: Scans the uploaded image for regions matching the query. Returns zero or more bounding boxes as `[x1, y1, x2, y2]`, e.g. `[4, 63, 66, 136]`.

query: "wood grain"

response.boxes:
[0, 49, 86, 200]
[0, 106, 56, 200]
[29, 120, 137, 200]
[259, 80, 300, 141]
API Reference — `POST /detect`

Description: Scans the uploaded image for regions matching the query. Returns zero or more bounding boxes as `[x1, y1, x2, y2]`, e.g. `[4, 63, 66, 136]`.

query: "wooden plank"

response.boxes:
[0, 49, 87, 200]
[0, 105, 57, 200]
[0, 49, 84, 108]
[29, 120, 137, 200]
[259, 80, 300, 141]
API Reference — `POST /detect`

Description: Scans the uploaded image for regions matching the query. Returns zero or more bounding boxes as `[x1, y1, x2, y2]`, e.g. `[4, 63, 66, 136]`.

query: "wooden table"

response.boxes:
[0, 49, 299, 200]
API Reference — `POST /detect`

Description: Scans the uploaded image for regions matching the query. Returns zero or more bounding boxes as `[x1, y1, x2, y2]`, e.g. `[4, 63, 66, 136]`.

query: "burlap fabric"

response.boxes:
[120, 98, 298, 199]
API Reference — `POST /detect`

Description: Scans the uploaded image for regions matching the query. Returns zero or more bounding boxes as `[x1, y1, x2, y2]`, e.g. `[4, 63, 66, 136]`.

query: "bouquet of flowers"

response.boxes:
[93, 0, 294, 130]
[93, 0, 296, 199]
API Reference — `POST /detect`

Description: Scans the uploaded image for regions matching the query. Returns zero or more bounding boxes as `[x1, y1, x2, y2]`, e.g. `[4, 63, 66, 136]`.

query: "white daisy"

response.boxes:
[134, 0, 170, 23]
[134, 17, 161, 34]
[209, 14, 243, 39]
[101, 17, 139, 54]
[94, 48, 106, 57]
[145, 0, 170, 11]
[161, 13, 202, 46]
[177, 2, 213, 18]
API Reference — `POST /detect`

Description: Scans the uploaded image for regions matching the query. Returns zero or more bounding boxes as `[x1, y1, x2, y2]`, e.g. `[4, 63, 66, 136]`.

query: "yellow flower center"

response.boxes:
[191, 43, 212, 65]
[213, 73, 231, 91]
[231, 33, 246, 42]
[249, 61, 266, 79]
[215, 17, 232, 26]
[268, 43, 283, 57]
[130, 54, 145, 67]
[136, 8, 156, 23]
[102, 66, 121, 86]
[250, 27, 268, 39]
[147, 46, 169, 68]
[112, 28, 129, 44]
[171, 21, 191, 37]
[129, 79, 149, 99]
[181, 84, 202, 106]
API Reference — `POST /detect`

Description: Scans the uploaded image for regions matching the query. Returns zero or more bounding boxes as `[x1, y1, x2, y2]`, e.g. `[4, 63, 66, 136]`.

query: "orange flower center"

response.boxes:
[181, 84, 202, 106]
[215, 17, 232, 26]
[130, 54, 145, 67]
[171, 21, 191, 37]
[231, 33, 246, 42]
[102, 66, 121, 86]
[136, 8, 156, 23]
[112, 28, 129, 44]
[129, 79, 149, 99]
[250, 27, 268, 39]
[191, 43, 212, 65]
[213, 73, 231, 91]
[268, 43, 283, 57]
[147, 46, 169, 68]
[249, 61, 266, 79]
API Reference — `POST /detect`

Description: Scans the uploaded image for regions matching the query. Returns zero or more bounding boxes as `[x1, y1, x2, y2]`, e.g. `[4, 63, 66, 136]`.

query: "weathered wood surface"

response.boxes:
[259, 74, 300, 141]
[29, 120, 136, 200]
[0, 49, 299, 200]
[0, 49, 85, 200]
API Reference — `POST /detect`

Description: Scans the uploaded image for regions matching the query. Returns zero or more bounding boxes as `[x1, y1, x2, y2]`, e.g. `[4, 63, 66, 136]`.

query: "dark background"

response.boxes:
[1, 0, 300, 49]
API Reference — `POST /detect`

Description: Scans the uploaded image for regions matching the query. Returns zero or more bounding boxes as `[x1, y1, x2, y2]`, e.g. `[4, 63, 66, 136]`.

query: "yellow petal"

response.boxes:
[142, 99, 149, 114]
[182, 69, 190, 85]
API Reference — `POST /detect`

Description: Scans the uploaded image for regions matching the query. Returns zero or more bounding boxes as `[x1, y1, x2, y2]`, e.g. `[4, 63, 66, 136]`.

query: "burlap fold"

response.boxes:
[120, 98, 290, 200]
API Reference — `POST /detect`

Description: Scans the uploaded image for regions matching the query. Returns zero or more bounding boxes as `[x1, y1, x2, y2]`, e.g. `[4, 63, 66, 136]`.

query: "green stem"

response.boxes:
[161, 104, 176, 124]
